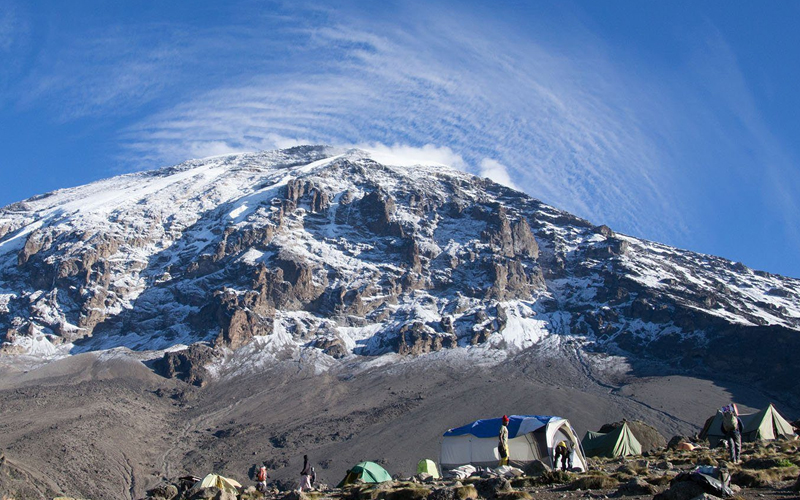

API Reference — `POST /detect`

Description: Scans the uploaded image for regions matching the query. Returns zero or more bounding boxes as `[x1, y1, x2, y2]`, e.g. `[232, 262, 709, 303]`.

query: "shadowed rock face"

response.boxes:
[0, 146, 799, 399]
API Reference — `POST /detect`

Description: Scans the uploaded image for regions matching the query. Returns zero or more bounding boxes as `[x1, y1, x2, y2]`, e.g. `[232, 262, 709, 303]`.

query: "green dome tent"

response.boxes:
[582, 421, 643, 458]
[699, 404, 796, 447]
[417, 459, 440, 478]
[337, 461, 392, 487]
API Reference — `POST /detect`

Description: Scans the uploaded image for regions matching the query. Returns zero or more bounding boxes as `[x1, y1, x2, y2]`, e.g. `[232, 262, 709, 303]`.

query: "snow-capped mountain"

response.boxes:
[1, 146, 799, 395]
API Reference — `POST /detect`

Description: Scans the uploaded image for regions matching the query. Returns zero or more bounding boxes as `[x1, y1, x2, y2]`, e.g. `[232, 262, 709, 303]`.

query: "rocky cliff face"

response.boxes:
[1, 146, 799, 394]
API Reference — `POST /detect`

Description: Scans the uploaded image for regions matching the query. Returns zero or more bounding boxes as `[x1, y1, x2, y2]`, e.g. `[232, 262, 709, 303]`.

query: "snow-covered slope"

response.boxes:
[1, 146, 799, 394]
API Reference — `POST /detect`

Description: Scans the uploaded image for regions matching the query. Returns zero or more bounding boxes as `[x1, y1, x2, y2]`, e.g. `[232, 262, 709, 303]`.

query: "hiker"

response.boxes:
[554, 441, 572, 471]
[720, 406, 744, 463]
[298, 454, 313, 491]
[498, 415, 510, 466]
[256, 465, 268, 493]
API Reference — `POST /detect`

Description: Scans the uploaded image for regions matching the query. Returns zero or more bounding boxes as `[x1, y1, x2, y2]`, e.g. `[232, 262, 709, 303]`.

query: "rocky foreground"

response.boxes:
[8, 438, 794, 500]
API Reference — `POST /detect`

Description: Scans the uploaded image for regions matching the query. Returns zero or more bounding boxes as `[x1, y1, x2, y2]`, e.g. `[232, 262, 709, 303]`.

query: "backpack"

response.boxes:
[722, 411, 738, 432]
[257, 467, 268, 482]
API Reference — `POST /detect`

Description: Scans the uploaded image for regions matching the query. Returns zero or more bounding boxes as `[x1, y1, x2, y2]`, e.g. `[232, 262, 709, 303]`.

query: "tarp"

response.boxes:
[338, 461, 392, 487]
[440, 415, 587, 472]
[582, 421, 642, 458]
[417, 459, 440, 478]
[444, 415, 555, 439]
[196, 474, 242, 493]
[700, 404, 797, 447]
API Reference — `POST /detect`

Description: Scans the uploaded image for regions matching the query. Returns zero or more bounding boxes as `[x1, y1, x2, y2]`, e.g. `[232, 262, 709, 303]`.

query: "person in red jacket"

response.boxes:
[498, 415, 510, 466]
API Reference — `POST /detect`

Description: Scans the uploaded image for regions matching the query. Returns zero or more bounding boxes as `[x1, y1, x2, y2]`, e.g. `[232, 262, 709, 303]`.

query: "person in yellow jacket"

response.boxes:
[554, 441, 572, 471]
[498, 415, 510, 466]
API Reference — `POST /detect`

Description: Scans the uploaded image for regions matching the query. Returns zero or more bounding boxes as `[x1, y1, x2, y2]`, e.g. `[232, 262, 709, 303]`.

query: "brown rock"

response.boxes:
[358, 189, 405, 237]
[395, 322, 456, 355]
[153, 343, 220, 386]
[653, 481, 708, 500]
[616, 477, 657, 496]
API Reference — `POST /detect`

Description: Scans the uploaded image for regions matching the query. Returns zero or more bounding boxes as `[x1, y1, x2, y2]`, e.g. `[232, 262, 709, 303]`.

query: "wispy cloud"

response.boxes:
[17, 26, 184, 120]
[118, 7, 684, 244]
[0, 6, 24, 52]
[4, 2, 799, 276]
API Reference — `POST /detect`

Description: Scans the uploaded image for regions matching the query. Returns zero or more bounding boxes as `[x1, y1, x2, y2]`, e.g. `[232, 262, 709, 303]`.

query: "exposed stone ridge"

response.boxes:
[0, 146, 799, 397]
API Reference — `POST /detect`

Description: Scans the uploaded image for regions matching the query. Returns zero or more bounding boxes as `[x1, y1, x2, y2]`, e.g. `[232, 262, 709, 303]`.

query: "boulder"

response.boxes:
[616, 478, 658, 496]
[188, 486, 220, 499]
[216, 490, 238, 500]
[667, 436, 689, 450]
[146, 483, 179, 500]
[653, 481, 708, 500]
[473, 477, 512, 499]
[428, 487, 456, 500]
[280, 490, 311, 500]
[522, 459, 551, 477]
[454, 485, 478, 500]
[153, 343, 220, 387]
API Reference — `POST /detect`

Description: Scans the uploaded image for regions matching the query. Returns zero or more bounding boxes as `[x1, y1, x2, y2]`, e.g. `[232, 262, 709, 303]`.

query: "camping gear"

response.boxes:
[582, 421, 643, 458]
[194, 474, 242, 493]
[721, 404, 739, 416]
[440, 415, 588, 472]
[672, 466, 733, 498]
[493, 465, 524, 477]
[417, 459, 440, 479]
[699, 404, 797, 447]
[444, 464, 477, 480]
[597, 420, 666, 453]
[337, 461, 392, 487]
[722, 411, 738, 432]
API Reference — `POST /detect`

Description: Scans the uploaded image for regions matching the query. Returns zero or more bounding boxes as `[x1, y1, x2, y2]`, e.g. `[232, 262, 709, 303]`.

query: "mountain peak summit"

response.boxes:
[1, 146, 798, 398]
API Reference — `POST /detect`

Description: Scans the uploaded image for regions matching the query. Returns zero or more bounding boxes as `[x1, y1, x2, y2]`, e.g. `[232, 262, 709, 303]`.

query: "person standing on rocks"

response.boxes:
[256, 465, 269, 493]
[298, 454, 313, 492]
[498, 415, 510, 466]
[720, 405, 744, 464]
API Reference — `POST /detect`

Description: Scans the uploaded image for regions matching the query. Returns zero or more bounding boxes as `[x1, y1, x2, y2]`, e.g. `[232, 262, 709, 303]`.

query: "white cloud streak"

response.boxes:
[118, 8, 683, 242]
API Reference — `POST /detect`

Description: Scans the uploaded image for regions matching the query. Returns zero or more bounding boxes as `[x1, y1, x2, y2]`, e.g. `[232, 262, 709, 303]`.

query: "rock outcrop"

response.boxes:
[0, 146, 798, 396]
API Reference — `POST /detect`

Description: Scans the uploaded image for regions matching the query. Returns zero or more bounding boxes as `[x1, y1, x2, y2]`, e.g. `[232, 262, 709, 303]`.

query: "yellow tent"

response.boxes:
[196, 474, 242, 493]
[417, 459, 440, 479]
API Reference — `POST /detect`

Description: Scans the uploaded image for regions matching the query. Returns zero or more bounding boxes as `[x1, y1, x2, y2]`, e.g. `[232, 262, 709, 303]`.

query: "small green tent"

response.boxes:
[700, 404, 796, 447]
[417, 459, 440, 478]
[337, 461, 392, 487]
[582, 421, 643, 458]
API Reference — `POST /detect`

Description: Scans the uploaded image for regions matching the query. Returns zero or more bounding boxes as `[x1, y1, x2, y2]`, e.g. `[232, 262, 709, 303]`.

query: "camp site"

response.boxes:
[123, 403, 800, 500]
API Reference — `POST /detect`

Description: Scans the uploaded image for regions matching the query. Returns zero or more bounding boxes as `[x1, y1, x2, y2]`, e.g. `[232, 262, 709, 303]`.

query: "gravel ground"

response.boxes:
[0, 345, 797, 500]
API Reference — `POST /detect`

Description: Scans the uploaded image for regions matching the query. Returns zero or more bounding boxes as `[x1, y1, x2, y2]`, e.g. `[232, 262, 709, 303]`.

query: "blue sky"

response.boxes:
[1, 0, 799, 277]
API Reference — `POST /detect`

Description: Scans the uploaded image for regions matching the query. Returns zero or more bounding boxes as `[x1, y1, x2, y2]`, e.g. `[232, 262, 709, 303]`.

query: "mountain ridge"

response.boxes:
[1, 145, 799, 398]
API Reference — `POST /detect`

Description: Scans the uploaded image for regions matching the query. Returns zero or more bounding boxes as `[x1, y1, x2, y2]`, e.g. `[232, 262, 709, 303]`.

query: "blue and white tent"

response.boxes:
[440, 415, 587, 471]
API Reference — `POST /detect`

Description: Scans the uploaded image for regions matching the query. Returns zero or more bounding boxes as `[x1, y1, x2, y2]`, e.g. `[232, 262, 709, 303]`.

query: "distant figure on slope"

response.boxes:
[498, 415, 510, 466]
[256, 465, 268, 493]
[554, 441, 572, 471]
[298, 454, 313, 492]
[720, 405, 744, 464]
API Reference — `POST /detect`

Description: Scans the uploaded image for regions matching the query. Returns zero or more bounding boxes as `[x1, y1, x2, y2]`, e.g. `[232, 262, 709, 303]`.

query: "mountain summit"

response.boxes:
[1, 145, 799, 395]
